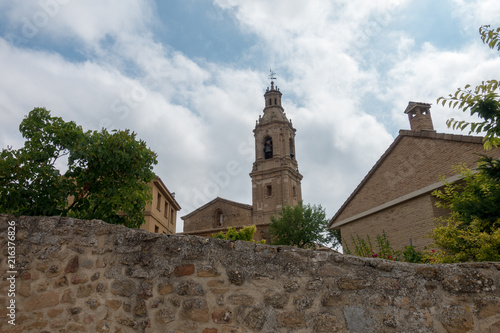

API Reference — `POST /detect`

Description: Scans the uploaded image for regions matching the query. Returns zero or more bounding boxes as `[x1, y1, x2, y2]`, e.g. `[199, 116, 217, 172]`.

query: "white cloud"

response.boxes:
[2, 0, 500, 230]
[379, 40, 500, 132]
[452, 0, 500, 30]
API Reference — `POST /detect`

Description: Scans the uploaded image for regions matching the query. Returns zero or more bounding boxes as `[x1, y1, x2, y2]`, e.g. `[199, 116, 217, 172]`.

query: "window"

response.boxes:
[293, 186, 296, 199]
[164, 202, 168, 218]
[289, 138, 295, 159]
[274, 98, 277, 105]
[170, 208, 175, 224]
[214, 209, 224, 227]
[154, 225, 159, 233]
[156, 193, 161, 211]
[267, 185, 272, 197]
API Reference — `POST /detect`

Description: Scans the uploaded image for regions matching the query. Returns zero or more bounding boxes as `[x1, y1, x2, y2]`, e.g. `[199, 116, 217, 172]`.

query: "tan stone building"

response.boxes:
[329, 102, 500, 252]
[140, 176, 181, 234]
[182, 82, 303, 242]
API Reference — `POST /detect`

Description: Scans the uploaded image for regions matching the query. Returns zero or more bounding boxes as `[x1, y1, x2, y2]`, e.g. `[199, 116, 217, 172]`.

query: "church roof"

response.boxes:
[181, 197, 252, 220]
[328, 130, 486, 229]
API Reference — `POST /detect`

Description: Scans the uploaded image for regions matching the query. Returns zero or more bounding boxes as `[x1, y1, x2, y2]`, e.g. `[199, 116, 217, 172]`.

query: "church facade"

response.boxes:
[181, 82, 302, 242]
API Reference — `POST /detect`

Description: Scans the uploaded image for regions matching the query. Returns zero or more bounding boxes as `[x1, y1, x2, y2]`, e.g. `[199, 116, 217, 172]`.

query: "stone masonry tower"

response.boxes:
[404, 101, 435, 131]
[250, 81, 303, 230]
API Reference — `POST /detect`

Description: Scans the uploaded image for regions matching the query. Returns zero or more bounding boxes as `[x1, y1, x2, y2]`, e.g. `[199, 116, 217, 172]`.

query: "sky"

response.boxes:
[1, 0, 499, 232]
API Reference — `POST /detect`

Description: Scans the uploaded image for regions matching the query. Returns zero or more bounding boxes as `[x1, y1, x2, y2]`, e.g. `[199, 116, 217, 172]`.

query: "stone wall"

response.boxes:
[1, 215, 499, 333]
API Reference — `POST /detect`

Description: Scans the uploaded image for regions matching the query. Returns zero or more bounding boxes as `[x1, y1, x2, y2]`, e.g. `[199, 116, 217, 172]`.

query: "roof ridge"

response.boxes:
[181, 197, 252, 220]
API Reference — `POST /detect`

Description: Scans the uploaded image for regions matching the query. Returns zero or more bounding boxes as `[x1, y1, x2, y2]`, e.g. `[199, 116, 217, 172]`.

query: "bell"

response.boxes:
[264, 146, 272, 153]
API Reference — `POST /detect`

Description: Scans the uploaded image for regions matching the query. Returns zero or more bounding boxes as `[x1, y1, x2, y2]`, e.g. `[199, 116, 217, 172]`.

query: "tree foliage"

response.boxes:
[269, 202, 340, 249]
[437, 25, 500, 150]
[212, 225, 265, 243]
[430, 157, 500, 262]
[0, 107, 157, 228]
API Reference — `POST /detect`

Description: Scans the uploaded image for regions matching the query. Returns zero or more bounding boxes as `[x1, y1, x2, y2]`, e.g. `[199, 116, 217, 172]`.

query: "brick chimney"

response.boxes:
[404, 101, 435, 132]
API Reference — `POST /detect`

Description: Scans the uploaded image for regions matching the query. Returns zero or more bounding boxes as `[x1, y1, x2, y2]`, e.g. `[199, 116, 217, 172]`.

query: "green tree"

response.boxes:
[269, 202, 340, 249]
[430, 158, 500, 262]
[437, 25, 500, 150]
[0, 107, 157, 228]
[212, 225, 265, 243]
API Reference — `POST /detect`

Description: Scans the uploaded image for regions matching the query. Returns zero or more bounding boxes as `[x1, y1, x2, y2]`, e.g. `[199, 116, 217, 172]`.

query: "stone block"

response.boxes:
[276, 311, 306, 328]
[197, 266, 220, 277]
[202, 328, 218, 333]
[344, 306, 373, 333]
[440, 305, 474, 333]
[134, 300, 148, 317]
[65, 255, 79, 273]
[212, 307, 232, 324]
[155, 308, 175, 324]
[54, 275, 68, 288]
[158, 282, 174, 295]
[110, 279, 136, 297]
[181, 298, 209, 322]
[243, 307, 267, 331]
[105, 299, 122, 310]
[71, 273, 89, 284]
[174, 264, 194, 277]
[264, 291, 288, 309]
[337, 277, 372, 290]
[227, 270, 244, 286]
[76, 284, 93, 298]
[442, 271, 494, 293]
[24, 291, 59, 311]
[176, 280, 204, 296]
[312, 313, 344, 332]
[228, 294, 255, 306]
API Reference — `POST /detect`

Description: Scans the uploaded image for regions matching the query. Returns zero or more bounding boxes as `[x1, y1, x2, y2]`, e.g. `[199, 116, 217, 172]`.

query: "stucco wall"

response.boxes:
[1, 215, 499, 333]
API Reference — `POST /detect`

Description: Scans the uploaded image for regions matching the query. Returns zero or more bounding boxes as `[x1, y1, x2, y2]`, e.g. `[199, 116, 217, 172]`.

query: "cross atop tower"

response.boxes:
[268, 69, 276, 82]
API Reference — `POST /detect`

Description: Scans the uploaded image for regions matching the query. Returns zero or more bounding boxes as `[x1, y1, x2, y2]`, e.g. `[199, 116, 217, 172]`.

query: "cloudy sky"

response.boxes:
[1, 0, 499, 232]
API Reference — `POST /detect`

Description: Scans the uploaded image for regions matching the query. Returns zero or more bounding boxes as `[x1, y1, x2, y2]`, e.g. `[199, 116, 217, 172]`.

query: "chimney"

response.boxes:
[404, 102, 435, 132]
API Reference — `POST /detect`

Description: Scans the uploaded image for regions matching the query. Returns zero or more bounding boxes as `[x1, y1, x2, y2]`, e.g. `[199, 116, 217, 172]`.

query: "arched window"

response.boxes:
[214, 209, 223, 227]
[289, 138, 295, 159]
[264, 136, 273, 159]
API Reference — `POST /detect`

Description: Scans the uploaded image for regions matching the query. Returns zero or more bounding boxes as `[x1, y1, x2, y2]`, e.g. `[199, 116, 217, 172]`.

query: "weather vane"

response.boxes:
[268, 68, 276, 81]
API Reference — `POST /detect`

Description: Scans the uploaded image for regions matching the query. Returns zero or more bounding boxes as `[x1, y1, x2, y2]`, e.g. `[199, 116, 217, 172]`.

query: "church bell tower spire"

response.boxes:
[250, 77, 303, 230]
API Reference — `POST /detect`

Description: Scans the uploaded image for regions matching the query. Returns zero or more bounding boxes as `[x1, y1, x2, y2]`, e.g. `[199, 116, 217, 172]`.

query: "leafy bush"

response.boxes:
[430, 159, 500, 262]
[212, 225, 265, 244]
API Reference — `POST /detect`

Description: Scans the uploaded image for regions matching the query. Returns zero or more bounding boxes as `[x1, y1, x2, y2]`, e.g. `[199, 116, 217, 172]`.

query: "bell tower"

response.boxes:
[250, 81, 303, 228]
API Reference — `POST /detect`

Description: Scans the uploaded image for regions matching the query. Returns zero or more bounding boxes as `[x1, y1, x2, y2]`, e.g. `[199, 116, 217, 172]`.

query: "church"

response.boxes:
[181, 81, 303, 242]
